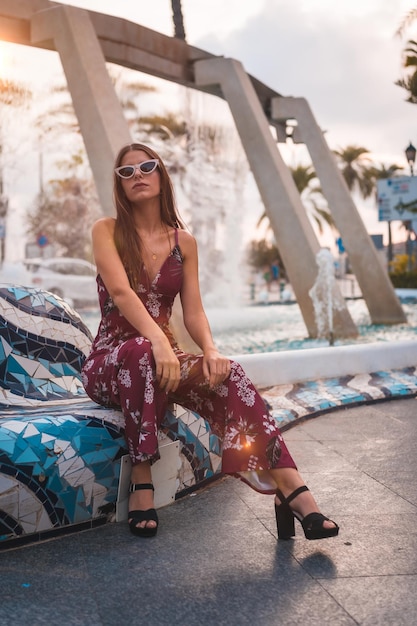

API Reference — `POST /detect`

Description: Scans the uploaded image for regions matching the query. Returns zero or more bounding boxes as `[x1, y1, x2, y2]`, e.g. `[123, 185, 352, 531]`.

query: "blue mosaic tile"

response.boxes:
[263, 367, 417, 430]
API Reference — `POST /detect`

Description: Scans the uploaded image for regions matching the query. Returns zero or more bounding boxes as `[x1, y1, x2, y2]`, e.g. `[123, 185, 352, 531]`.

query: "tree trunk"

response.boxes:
[171, 0, 186, 40]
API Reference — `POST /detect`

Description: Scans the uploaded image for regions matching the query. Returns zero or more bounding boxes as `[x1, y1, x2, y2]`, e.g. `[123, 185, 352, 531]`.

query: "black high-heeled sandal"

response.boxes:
[128, 483, 158, 538]
[275, 485, 339, 540]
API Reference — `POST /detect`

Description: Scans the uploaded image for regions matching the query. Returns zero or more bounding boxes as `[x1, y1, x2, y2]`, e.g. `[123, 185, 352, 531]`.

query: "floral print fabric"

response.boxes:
[81, 234, 296, 494]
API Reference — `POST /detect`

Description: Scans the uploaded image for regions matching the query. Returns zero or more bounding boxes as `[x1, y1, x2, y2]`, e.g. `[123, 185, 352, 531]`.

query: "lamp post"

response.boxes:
[405, 142, 416, 176]
[405, 142, 416, 271]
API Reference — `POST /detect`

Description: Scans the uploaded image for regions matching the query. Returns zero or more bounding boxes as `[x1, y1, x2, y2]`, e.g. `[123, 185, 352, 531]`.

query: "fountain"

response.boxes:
[1, 1, 416, 553]
[308, 249, 346, 345]
[173, 124, 248, 309]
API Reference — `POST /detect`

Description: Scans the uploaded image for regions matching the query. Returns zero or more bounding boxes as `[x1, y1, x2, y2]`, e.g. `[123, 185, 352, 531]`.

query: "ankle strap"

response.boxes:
[276, 485, 309, 505]
[129, 483, 154, 493]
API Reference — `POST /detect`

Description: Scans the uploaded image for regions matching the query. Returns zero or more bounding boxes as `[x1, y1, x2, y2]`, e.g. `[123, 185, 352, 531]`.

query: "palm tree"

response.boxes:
[365, 163, 404, 183]
[395, 39, 417, 103]
[171, 0, 186, 40]
[396, 8, 417, 38]
[290, 164, 334, 233]
[333, 145, 374, 198]
[396, 8, 417, 102]
[257, 163, 333, 235]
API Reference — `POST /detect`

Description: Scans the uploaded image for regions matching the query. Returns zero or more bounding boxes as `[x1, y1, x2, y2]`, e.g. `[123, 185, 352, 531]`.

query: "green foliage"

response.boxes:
[396, 75, 417, 104]
[396, 8, 417, 37]
[246, 239, 286, 277]
[257, 163, 333, 235]
[389, 271, 417, 288]
[390, 253, 413, 273]
[26, 172, 100, 260]
[333, 145, 374, 198]
[388, 253, 417, 287]
[396, 12, 417, 103]
[365, 163, 404, 182]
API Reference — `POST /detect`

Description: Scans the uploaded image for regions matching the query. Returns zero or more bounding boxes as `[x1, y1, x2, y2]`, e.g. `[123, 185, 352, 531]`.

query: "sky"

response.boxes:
[40, 0, 417, 160]
[1, 0, 417, 259]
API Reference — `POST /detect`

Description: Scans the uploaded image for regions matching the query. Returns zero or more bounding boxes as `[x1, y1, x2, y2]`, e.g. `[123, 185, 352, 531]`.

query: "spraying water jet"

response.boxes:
[309, 249, 346, 346]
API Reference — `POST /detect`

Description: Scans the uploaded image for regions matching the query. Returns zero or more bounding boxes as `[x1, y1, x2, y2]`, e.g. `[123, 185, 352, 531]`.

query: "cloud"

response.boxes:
[195, 0, 416, 161]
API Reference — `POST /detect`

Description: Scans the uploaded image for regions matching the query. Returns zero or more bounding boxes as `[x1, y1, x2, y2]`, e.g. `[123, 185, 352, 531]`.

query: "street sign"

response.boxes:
[377, 176, 417, 221]
[37, 233, 49, 248]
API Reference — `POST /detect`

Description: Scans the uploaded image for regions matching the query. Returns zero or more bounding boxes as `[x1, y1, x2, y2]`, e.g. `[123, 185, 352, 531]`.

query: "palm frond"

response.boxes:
[396, 9, 417, 37]
[404, 55, 417, 67]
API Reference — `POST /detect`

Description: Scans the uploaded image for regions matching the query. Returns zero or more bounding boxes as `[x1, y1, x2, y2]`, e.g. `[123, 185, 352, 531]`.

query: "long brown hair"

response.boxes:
[113, 143, 186, 289]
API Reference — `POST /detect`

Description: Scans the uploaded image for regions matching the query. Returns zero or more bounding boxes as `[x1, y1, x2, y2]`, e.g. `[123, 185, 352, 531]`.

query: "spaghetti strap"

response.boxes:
[174, 228, 179, 246]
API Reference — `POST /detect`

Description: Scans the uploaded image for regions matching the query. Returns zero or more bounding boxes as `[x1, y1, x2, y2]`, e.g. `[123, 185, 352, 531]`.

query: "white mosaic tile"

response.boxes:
[19, 487, 44, 519]
[58, 456, 85, 478]
[199, 431, 210, 451]
[0, 420, 27, 433]
[37, 507, 54, 532]
[209, 452, 222, 474]
[91, 484, 108, 515]
[263, 392, 309, 416]
[0, 336, 12, 357]
[22, 423, 40, 438]
[19, 510, 39, 532]
[54, 439, 73, 457]
[0, 476, 19, 519]
[186, 419, 201, 437]
[67, 468, 95, 494]
[347, 374, 384, 399]
[41, 432, 55, 444]
[1, 303, 92, 355]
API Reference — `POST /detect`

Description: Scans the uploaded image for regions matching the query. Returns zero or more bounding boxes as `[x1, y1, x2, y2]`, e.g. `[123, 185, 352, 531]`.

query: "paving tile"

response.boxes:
[1, 397, 417, 625]
[320, 575, 417, 625]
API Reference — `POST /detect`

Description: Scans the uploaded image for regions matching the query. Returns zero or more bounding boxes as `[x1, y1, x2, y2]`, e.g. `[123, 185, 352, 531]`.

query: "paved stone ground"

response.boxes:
[1, 396, 416, 625]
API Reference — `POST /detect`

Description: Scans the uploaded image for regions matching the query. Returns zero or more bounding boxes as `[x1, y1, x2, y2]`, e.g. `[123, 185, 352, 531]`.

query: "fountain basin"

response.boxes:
[234, 339, 417, 387]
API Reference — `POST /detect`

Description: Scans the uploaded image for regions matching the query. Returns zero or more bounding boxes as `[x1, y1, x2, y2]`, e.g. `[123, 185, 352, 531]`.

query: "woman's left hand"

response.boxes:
[202, 348, 231, 389]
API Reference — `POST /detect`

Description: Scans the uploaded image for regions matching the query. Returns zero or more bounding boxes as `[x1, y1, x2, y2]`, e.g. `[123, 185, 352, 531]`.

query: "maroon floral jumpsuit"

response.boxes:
[82, 230, 296, 494]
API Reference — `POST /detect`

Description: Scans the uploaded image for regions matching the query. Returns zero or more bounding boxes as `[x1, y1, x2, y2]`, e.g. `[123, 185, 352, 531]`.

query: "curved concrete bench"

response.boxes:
[0, 286, 222, 549]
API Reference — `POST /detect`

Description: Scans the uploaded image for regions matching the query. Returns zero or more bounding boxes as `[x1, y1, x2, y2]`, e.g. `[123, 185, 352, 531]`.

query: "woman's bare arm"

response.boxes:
[178, 231, 231, 387]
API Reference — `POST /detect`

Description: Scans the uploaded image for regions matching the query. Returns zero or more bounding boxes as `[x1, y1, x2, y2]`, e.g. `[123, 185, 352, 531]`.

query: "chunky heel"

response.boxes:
[275, 486, 339, 541]
[275, 495, 296, 539]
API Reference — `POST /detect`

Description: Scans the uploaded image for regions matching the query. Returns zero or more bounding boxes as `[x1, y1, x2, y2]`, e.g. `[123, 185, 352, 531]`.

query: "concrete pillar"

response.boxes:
[194, 57, 357, 338]
[31, 4, 132, 215]
[272, 97, 406, 324]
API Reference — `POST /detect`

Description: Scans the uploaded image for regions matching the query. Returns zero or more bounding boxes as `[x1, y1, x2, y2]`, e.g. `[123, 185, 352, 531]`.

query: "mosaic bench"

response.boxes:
[2, 286, 416, 550]
[0, 286, 222, 549]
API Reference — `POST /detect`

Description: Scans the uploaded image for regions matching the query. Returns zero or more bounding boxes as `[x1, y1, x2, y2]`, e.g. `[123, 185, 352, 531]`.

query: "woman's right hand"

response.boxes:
[151, 337, 181, 393]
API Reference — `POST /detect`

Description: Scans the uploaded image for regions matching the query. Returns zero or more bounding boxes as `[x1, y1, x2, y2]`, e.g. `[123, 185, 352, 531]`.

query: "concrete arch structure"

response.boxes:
[0, 0, 406, 336]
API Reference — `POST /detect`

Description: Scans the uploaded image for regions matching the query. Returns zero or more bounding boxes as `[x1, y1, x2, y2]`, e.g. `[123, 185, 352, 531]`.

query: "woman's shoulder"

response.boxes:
[92, 217, 116, 236]
[176, 228, 196, 250]
[177, 228, 197, 256]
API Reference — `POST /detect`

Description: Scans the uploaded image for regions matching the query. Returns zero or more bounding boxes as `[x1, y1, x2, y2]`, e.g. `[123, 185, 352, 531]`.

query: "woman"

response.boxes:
[82, 143, 339, 541]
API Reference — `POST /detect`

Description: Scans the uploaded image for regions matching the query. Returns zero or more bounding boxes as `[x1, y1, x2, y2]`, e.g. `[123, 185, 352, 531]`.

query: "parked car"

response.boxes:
[23, 257, 97, 308]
